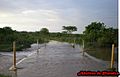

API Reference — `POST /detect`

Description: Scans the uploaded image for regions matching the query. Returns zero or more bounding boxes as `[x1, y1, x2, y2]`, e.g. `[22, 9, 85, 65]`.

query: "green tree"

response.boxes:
[97, 28, 118, 47]
[62, 26, 77, 34]
[83, 22, 105, 42]
[3, 26, 13, 34]
[83, 22, 118, 47]
[40, 28, 49, 34]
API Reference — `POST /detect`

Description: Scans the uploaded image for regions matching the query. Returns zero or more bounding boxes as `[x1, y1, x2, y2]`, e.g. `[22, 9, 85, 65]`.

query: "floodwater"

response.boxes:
[0, 43, 45, 75]
[0, 41, 118, 77]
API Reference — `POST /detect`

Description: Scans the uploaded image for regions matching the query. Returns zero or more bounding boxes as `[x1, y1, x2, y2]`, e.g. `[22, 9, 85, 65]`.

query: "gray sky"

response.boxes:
[0, 0, 118, 33]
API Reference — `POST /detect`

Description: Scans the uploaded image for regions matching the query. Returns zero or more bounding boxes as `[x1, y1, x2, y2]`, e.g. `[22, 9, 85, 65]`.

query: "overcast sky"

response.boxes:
[0, 0, 118, 33]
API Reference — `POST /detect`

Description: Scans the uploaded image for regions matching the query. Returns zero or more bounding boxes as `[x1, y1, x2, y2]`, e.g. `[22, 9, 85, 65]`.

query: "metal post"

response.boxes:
[110, 44, 115, 68]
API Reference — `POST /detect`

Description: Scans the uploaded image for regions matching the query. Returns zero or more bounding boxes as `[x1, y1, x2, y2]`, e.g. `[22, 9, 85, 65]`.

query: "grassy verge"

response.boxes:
[0, 40, 48, 52]
[0, 44, 12, 52]
[0, 43, 31, 52]
[0, 74, 11, 77]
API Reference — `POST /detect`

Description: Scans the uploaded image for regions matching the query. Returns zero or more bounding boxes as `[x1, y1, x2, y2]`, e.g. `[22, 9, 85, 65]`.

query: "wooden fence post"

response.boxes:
[9, 41, 17, 71]
[110, 44, 115, 69]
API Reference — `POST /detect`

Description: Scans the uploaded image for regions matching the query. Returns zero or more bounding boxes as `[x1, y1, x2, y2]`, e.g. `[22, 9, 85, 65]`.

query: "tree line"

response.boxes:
[0, 27, 49, 51]
[0, 22, 118, 52]
[83, 22, 118, 48]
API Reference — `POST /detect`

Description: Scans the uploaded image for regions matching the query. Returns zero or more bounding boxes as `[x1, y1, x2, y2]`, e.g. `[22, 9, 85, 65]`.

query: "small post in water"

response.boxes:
[82, 40, 84, 56]
[110, 44, 115, 69]
[44, 39, 46, 48]
[37, 39, 39, 53]
[73, 38, 76, 48]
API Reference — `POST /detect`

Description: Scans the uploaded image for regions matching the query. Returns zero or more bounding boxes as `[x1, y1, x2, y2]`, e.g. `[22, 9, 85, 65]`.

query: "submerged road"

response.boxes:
[14, 41, 108, 77]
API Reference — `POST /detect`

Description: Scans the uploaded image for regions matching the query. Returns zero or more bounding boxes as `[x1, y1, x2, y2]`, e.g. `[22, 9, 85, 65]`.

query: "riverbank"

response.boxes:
[0, 43, 31, 52]
[0, 40, 48, 52]
[0, 74, 11, 77]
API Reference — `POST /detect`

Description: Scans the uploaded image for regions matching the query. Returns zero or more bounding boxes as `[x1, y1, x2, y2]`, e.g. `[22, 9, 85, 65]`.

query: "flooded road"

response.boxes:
[0, 43, 45, 75]
[13, 41, 110, 77]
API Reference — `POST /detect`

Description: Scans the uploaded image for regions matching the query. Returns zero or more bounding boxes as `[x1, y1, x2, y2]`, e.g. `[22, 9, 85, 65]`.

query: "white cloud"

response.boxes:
[22, 10, 36, 14]
[0, 12, 14, 17]
[20, 9, 60, 22]
[0, 9, 60, 24]
[0, 0, 118, 33]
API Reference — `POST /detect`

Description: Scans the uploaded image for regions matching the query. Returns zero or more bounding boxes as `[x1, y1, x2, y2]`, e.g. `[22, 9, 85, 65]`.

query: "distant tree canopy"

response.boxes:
[62, 26, 77, 34]
[83, 22, 105, 42]
[1, 27, 13, 34]
[0, 27, 15, 43]
[83, 22, 118, 47]
[40, 28, 49, 34]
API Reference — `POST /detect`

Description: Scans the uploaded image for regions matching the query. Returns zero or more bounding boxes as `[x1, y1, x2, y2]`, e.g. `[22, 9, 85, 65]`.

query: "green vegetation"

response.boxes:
[49, 33, 82, 44]
[0, 22, 118, 61]
[47, 26, 80, 44]
[83, 22, 118, 47]
[39, 28, 49, 34]
[0, 27, 49, 51]
[48, 23, 118, 61]
[85, 47, 118, 61]
[0, 26, 80, 52]
[83, 22, 118, 61]
[0, 74, 11, 77]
